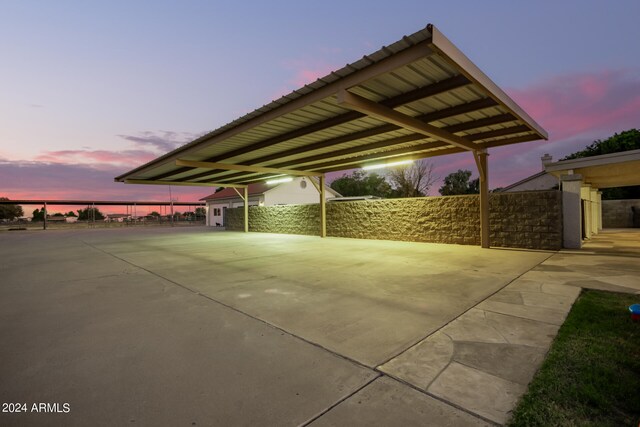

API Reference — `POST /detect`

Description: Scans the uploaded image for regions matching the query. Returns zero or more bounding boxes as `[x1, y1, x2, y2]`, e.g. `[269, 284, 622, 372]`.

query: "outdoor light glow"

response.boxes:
[362, 160, 413, 170]
[265, 177, 293, 185]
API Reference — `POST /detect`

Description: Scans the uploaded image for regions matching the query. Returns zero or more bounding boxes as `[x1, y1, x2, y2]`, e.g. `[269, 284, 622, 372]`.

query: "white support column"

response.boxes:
[580, 186, 592, 239]
[320, 175, 327, 238]
[596, 191, 603, 231]
[561, 174, 583, 249]
[243, 187, 249, 233]
[590, 188, 599, 235]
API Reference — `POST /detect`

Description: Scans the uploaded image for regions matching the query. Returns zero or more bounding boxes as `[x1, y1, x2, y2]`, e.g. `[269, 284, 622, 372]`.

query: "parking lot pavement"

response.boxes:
[1, 227, 554, 425]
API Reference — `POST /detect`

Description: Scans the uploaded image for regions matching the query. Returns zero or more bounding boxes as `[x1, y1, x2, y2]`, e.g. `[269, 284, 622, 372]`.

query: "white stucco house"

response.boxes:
[201, 177, 340, 227]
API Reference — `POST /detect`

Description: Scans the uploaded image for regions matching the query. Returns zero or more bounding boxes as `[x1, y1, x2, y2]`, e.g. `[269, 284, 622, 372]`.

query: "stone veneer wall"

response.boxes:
[602, 199, 640, 228]
[226, 204, 321, 236]
[225, 190, 562, 250]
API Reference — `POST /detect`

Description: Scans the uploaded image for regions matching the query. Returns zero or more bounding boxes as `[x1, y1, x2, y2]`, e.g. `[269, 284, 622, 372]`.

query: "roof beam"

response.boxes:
[194, 113, 519, 184]
[337, 89, 477, 151]
[232, 187, 245, 201]
[124, 179, 247, 188]
[428, 24, 548, 140]
[235, 98, 499, 169]
[175, 159, 323, 177]
[148, 75, 471, 181]
[115, 37, 437, 182]
[182, 100, 506, 184]
[236, 133, 538, 183]
[236, 141, 452, 184]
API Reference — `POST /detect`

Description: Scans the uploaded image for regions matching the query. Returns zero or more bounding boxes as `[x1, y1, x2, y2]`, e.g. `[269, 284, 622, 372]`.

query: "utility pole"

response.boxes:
[169, 186, 174, 227]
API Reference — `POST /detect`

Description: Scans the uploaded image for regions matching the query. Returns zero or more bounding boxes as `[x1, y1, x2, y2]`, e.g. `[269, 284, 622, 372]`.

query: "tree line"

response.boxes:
[330, 160, 479, 198]
[1, 128, 638, 220]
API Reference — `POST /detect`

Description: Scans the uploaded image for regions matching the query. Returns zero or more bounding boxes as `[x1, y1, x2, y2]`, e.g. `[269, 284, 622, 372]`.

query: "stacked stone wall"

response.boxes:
[225, 190, 562, 250]
[602, 199, 640, 228]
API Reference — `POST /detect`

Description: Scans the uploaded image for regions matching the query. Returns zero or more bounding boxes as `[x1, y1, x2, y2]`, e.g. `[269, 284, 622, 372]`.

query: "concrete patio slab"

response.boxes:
[0, 229, 378, 426]
[309, 377, 489, 427]
[428, 362, 526, 424]
[475, 299, 568, 325]
[3, 227, 637, 425]
[380, 269, 579, 424]
[79, 229, 551, 367]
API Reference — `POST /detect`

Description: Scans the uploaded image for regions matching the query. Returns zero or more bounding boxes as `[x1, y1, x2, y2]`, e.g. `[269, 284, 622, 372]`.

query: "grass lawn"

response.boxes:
[509, 290, 640, 426]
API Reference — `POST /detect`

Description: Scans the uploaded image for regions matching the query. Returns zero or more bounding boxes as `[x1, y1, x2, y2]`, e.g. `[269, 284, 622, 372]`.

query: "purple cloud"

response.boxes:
[118, 130, 202, 153]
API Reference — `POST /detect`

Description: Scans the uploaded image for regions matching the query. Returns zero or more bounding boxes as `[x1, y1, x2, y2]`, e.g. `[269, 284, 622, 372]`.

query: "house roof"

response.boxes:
[201, 180, 341, 201]
[201, 183, 272, 201]
[114, 24, 547, 189]
[545, 149, 640, 188]
[499, 171, 547, 192]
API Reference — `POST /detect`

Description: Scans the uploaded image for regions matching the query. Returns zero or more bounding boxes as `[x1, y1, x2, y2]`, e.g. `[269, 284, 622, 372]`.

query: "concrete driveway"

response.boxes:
[0, 227, 551, 426]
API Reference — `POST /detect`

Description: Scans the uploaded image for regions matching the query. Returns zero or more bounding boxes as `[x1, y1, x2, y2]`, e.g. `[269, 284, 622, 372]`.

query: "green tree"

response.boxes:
[77, 207, 105, 221]
[66, 211, 77, 217]
[439, 169, 479, 195]
[195, 207, 206, 217]
[562, 129, 640, 160]
[562, 129, 640, 199]
[149, 211, 161, 217]
[0, 197, 24, 220]
[32, 208, 45, 222]
[387, 160, 436, 197]
[330, 170, 393, 197]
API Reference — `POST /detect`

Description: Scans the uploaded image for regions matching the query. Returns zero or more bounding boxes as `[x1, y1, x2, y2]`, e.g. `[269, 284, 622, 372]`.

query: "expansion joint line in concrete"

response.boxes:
[298, 374, 381, 427]
[367, 251, 558, 426]
[374, 249, 557, 369]
[79, 239, 374, 372]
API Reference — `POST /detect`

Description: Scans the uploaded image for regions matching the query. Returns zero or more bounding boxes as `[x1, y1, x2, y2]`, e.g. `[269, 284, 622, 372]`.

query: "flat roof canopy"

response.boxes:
[546, 149, 640, 188]
[115, 24, 547, 188]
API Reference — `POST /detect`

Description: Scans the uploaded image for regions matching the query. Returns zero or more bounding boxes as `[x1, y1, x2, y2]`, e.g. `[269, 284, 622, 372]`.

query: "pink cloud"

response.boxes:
[507, 69, 640, 141]
[4, 68, 638, 207]
[269, 58, 340, 101]
[421, 68, 640, 193]
[289, 66, 336, 88]
[35, 149, 157, 168]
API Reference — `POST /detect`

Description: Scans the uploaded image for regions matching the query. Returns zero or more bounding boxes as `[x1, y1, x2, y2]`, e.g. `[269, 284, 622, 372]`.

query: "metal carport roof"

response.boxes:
[115, 24, 548, 247]
[546, 149, 640, 188]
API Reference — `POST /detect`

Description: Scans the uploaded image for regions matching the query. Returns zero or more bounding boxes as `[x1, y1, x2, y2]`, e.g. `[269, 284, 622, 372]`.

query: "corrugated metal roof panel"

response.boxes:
[116, 24, 546, 186]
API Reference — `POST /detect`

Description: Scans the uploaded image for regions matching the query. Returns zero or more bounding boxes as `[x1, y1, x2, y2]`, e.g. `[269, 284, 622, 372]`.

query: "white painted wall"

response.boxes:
[208, 202, 229, 226]
[561, 175, 583, 248]
[204, 179, 337, 227]
[207, 197, 262, 226]
[263, 177, 335, 205]
[503, 173, 559, 192]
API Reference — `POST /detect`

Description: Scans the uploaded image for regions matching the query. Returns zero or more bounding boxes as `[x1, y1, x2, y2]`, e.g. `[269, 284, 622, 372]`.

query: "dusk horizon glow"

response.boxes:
[2, 1, 639, 215]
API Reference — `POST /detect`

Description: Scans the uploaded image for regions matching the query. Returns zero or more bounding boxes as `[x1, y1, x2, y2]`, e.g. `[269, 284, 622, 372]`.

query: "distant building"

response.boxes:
[201, 177, 340, 227]
[46, 215, 67, 223]
[105, 214, 131, 223]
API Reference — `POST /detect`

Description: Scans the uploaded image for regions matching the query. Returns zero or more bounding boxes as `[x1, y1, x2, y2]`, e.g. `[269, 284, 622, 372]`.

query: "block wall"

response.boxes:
[225, 191, 562, 250]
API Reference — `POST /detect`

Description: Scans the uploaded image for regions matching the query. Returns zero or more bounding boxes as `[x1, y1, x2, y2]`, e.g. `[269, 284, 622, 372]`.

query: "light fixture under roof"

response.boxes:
[362, 160, 413, 171]
[266, 177, 293, 185]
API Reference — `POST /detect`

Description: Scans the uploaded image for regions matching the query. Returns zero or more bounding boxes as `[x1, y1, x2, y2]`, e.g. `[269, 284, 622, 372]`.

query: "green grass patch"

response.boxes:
[509, 290, 640, 427]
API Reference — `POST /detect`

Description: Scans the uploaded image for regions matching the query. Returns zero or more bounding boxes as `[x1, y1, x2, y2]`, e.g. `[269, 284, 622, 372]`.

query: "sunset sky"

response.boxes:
[1, 1, 639, 215]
